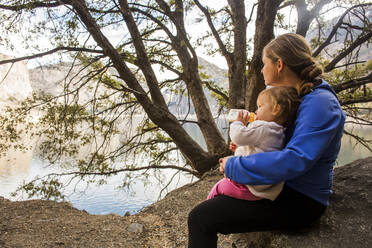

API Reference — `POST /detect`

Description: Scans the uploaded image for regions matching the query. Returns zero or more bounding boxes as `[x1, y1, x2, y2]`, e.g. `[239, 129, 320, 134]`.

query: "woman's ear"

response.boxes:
[276, 59, 284, 73]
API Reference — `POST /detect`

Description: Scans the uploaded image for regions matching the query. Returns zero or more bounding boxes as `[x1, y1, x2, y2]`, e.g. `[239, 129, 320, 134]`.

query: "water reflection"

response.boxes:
[0, 150, 32, 176]
[0, 149, 33, 199]
[336, 124, 371, 166]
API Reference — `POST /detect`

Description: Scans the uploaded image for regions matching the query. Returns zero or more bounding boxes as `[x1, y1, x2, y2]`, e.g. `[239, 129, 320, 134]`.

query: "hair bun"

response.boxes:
[300, 62, 322, 82]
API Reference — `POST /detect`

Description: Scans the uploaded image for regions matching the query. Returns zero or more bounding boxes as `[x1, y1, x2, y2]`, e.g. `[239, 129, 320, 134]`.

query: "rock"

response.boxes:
[127, 223, 144, 233]
[229, 157, 372, 248]
[124, 211, 131, 216]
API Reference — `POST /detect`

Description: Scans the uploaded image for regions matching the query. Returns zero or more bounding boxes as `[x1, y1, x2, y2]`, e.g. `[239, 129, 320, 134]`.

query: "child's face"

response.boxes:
[255, 94, 277, 123]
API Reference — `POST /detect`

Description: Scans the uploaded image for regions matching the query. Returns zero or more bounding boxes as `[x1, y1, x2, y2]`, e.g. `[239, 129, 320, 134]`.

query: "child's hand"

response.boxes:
[229, 142, 237, 152]
[219, 156, 233, 175]
[236, 111, 250, 125]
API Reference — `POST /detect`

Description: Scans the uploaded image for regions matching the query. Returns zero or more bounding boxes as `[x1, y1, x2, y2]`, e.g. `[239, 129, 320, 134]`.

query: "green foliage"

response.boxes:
[275, 12, 294, 31]
[204, 80, 228, 107]
[0, 109, 25, 156]
[15, 178, 64, 200]
[323, 59, 371, 106]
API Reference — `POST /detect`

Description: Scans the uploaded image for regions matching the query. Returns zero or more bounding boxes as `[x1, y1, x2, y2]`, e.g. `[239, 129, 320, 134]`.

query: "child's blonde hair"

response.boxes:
[258, 86, 301, 127]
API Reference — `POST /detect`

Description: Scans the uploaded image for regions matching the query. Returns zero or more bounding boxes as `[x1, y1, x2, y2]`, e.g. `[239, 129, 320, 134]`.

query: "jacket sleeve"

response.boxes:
[224, 90, 345, 185]
[229, 121, 268, 147]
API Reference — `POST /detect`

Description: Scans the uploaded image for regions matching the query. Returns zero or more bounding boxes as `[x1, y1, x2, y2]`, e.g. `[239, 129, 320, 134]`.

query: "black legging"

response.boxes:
[188, 184, 326, 248]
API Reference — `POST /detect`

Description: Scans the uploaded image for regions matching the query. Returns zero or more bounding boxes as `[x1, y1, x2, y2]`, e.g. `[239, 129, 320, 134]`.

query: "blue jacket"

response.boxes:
[224, 81, 345, 205]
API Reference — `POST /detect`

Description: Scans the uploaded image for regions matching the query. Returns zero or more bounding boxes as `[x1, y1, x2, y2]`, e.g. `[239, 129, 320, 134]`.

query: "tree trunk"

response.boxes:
[245, 0, 283, 111]
[227, 0, 247, 109]
[295, 0, 331, 37]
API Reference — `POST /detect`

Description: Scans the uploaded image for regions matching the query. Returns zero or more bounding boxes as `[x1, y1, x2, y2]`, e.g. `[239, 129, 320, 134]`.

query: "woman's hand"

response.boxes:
[219, 156, 233, 175]
[236, 111, 249, 126]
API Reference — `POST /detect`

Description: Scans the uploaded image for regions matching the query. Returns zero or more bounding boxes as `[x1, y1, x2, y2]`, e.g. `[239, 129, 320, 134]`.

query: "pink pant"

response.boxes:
[207, 178, 262, 201]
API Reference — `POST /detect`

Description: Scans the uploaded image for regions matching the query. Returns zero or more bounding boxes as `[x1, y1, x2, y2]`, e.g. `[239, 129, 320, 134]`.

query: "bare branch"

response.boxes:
[247, 3, 258, 23]
[333, 73, 372, 93]
[345, 114, 372, 126]
[324, 31, 372, 72]
[340, 96, 372, 106]
[203, 81, 229, 103]
[0, 63, 14, 85]
[0, 47, 104, 65]
[0, 1, 67, 10]
[194, 0, 232, 63]
[130, 7, 176, 42]
[73, 164, 199, 176]
[333, 60, 366, 69]
[278, 0, 296, 10]
[343, 129, 372, 152]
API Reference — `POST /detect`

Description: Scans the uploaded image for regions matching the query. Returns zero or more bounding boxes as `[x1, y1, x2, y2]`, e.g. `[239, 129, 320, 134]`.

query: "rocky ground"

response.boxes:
[1, 157, 371, 248]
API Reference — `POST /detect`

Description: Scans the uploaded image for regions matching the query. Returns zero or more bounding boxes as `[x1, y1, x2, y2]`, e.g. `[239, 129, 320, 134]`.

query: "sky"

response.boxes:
[0, 1, 348, 70]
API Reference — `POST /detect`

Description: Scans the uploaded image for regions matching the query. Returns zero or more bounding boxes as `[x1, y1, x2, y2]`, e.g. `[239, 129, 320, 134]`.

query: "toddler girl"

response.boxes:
[207, 86, 301, 201]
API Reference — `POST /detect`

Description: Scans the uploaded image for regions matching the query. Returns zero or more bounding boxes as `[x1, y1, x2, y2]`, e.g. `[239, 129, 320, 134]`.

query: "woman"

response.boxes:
[188, 33, 345, 248]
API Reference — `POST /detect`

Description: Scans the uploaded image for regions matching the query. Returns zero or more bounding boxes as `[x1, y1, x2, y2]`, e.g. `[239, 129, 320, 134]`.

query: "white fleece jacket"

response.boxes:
[229, 120, 285, 200]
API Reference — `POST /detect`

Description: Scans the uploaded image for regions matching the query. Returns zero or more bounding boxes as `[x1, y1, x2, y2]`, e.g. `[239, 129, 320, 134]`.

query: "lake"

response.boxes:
[0, 121, 370, 216]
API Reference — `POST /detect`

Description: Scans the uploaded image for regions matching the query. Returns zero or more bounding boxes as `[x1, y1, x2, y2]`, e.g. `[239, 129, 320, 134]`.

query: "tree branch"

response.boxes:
[203, 80, 229, 103]
[130, 7, 176, 42]
[62, 164, 199, 177]
[278, 0, 296, 10]
[340, 96, 372, 106]
[333, 60, 366, 69]
[0, 47, 103, 65]
[324, 31, 372, 72]
[0, 1, 67, 10]
[194, 0, 232, 63]
[247, 3, 258, 23]
[345, 113, 372, 125]
[118, 0, 167, 107]
[333, 73, 372, 93]
[149, 59, 182, 76]
[343, 129, 372, 152]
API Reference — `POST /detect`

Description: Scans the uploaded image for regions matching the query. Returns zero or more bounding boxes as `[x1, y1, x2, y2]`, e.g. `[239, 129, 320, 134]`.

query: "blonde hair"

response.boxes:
[263, 33, 323, 96]
[258, 86, 301, 127]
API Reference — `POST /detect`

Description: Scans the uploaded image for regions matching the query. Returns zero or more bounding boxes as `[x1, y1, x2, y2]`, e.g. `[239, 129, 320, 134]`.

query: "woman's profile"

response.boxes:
[188, 33, 345, 248]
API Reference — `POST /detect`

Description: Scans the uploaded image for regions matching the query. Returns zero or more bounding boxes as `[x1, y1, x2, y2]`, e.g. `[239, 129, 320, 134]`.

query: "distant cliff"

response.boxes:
[0, 54, 33, 105]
